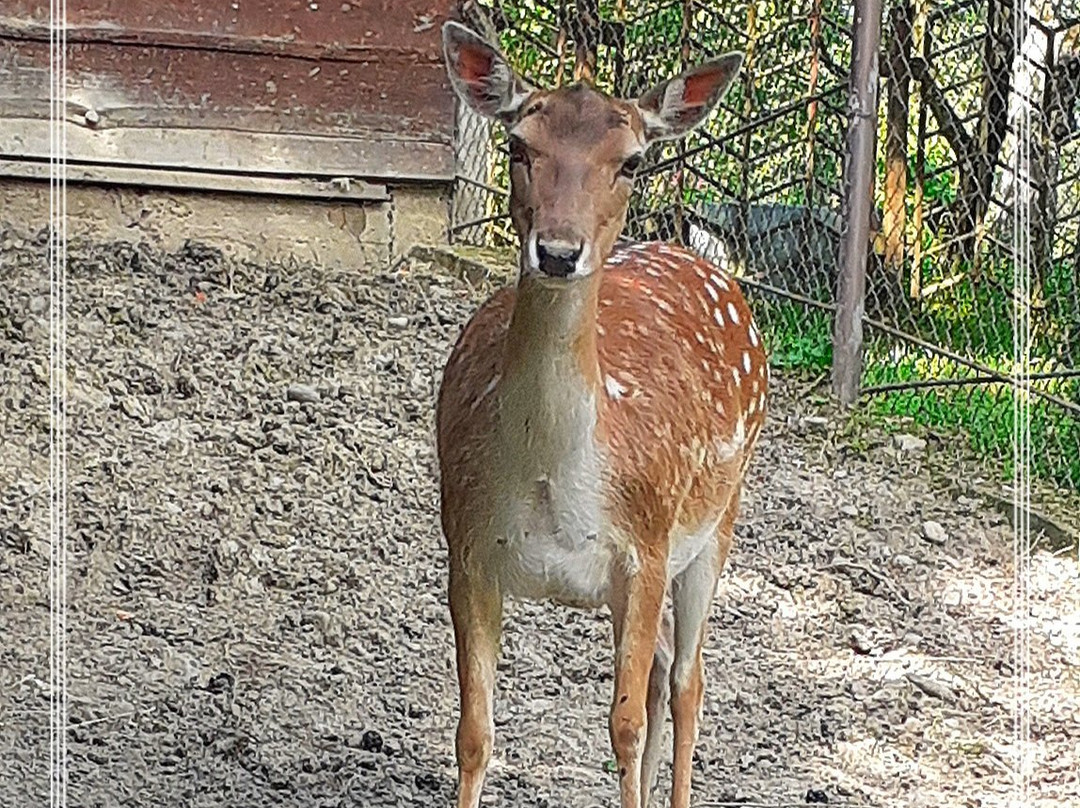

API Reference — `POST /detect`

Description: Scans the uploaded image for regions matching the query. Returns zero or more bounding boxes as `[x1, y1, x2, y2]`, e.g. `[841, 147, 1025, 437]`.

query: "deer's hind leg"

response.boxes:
[668, 488, 738, 808]
[640, 606, 674, 806]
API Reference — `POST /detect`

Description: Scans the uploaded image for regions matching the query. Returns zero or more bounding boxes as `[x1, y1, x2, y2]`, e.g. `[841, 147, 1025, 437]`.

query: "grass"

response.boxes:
[754, 295, 1080, 493]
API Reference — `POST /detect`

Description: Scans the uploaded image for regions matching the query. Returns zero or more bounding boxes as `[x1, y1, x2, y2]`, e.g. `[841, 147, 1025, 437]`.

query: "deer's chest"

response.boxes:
[485, 386, 617, 607]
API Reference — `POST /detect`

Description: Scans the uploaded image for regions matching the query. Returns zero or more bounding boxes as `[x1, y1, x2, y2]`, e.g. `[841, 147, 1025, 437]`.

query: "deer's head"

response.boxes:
[443, 21, 742, 282]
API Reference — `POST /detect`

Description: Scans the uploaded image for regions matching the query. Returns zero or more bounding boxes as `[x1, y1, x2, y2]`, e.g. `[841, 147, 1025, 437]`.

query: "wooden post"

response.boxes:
[805, 0, 823, 207]
[832, 0, 883, 407]
[883, 1, 912, 275]
[910, 0, 928, 299]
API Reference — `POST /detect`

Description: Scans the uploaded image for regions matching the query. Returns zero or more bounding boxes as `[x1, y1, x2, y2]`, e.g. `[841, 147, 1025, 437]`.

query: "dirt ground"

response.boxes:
[1, 234, 1077, 807]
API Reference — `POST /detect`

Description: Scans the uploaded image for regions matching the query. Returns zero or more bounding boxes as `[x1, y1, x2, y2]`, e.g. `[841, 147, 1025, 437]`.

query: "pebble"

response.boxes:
[286, 384, 320, 403]
[921, 520, 948, 545]
[388, 316, 409, 329]
[894, 433, 927, 452]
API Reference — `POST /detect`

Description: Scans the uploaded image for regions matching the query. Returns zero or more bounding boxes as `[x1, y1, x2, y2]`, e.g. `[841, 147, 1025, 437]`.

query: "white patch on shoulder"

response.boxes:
[727, 301, 740, 325]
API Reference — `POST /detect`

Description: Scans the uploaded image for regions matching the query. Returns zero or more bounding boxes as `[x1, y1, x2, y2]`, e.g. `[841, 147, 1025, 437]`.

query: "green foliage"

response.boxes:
[864, 359, 1080, 492]
[765, 274, 1080, 491]
[753, 298, 833, 371]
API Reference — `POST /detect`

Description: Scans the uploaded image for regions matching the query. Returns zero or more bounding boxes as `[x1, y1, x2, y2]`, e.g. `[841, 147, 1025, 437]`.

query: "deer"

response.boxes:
[436, 21, 768, 808]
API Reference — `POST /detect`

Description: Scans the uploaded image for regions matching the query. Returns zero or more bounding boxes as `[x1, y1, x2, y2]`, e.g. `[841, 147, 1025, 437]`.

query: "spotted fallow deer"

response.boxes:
[436, 21, 767, 808]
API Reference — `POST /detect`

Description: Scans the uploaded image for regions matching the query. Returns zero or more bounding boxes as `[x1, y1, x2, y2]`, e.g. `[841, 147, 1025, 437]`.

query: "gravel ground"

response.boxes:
[1, 235, 1077, 807]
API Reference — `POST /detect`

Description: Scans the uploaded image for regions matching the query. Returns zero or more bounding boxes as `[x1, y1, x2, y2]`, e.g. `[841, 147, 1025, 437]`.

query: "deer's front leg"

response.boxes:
[449, 553, 502, 808]
[609, 549, 668, 808]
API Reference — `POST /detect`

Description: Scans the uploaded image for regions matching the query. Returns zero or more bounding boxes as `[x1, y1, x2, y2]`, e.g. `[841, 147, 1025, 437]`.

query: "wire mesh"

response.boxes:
[449, 0, 1080, 494]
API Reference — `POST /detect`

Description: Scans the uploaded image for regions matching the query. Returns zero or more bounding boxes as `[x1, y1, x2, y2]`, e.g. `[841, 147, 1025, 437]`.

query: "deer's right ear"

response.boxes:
[442, 21, 533, 124]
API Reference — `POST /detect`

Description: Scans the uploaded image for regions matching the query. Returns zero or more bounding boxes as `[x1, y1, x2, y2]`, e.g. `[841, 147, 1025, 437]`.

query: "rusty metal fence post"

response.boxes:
[832, 0, 883, 406]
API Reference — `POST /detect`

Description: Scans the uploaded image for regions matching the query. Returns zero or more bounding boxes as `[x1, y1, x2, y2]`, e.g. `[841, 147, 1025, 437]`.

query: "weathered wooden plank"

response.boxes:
[0, 119, 455, 181]
[0, 40, 454, 144]
[0, 158, 392, 201]
[0, 0, 458, 183]
[1, 0, 453, 58]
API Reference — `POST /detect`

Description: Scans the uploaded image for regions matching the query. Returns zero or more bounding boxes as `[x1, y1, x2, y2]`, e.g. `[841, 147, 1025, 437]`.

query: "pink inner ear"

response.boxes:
[457, 44, 494, 86]
[681, 68, 723, 106]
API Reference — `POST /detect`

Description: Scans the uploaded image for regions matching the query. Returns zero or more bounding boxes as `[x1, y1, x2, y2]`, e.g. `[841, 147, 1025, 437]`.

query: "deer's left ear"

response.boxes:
[634, 53, 743, 143]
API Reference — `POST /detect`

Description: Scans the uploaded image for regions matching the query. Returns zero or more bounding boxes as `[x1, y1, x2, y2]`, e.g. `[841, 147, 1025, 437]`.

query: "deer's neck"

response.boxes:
[497, 274, 603, 466]
[503, 274, 601, 390]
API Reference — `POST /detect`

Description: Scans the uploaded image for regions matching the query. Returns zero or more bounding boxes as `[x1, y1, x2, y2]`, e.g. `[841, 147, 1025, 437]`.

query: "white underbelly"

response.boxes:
[490, 506, 722, 607]
[497, 527, 615, 607]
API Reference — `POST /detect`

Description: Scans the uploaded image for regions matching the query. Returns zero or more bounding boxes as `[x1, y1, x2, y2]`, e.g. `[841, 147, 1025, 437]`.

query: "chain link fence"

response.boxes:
[449, 0, 1080, 494]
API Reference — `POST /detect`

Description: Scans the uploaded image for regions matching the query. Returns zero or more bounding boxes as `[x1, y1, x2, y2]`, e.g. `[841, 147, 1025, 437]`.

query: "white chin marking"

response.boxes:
[576, 241, 592, 277]
[526, 231, 540, 274]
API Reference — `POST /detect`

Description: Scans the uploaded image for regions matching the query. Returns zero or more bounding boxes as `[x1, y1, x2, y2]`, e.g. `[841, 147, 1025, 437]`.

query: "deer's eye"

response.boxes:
[619, 154, 644, 179]
[508, 136, 530, 167]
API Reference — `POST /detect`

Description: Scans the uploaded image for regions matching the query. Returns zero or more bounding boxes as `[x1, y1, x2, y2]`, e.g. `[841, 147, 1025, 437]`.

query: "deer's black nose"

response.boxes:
[536, 241, 583, 277]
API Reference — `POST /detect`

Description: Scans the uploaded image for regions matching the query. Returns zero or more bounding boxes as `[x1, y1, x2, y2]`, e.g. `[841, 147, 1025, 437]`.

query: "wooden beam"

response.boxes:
[0, 119, 455, 182]
[833, 0, 883, 407]
[0, 158, 392, 201]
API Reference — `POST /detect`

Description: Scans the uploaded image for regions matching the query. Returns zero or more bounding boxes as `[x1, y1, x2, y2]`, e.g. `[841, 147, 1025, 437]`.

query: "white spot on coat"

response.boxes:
[727, 302, 740, 325]
[605, 375, 628, 400]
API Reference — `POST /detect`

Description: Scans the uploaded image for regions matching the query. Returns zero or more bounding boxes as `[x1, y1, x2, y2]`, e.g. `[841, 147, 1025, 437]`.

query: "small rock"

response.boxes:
[805, 788, 829, 803]
[892, 553, 917, 569]
[802, 415, 829, 430]
[360, 729, 384, 753]
[921, 520, 948, 545]
[286, 384, 320, 403]
[387, 315, 409, 329]
[206, 672, 234, 694]
[894, 433, 927, 452]
[839, 504, 859, 517]
[906, 672, 957, 703]
[849, 628, 874, 655]
[414, 772, 440, 792]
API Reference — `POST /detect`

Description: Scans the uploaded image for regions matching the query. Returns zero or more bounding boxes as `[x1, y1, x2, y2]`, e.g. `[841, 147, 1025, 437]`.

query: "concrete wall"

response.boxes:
[0, 179, 450, 268]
